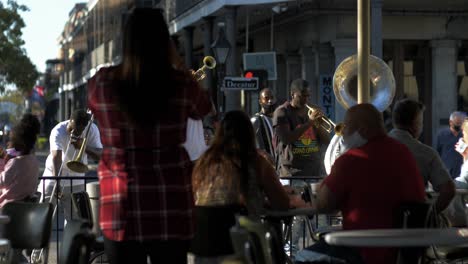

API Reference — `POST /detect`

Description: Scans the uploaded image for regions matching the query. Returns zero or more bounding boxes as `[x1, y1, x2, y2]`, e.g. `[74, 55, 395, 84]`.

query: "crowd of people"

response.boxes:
[2, 6, 468, 264]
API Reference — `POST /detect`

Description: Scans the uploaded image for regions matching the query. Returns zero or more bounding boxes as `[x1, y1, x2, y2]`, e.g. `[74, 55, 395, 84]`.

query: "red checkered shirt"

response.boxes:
[88, 66, 211, 241]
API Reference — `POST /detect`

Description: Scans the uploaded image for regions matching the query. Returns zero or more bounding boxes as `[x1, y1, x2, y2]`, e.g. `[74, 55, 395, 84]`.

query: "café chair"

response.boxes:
[71, 192, 106, 263]
[2, 201, 54, 264]
[394, 201, 431, 264]
[223, 225, 256, 264]
[235, 216, 289, 264]
[59, 219, 94, 264]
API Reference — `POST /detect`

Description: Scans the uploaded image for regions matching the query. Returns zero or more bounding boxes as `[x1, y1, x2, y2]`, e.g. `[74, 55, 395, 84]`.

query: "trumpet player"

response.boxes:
[39, 109, 102, 221]
[273, 79, 330, 179]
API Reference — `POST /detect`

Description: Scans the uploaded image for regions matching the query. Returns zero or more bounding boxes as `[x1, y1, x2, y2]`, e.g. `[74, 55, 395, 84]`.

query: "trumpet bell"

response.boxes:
[203, 56, 216, 69]
[66, 160, 89, 173]
[333, 55, 396, 112]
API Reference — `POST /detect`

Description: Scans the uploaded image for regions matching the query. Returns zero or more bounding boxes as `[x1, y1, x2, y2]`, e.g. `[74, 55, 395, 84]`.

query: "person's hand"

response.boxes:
[455, 138, 468, 161]
[289, 194, 312, 208]
[308, 107, 324, 125]
[70, 136, 84, 150]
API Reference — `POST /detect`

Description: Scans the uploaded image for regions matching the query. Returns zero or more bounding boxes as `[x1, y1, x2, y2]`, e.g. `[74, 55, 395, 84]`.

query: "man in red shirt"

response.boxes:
[296, 104, 425, 264]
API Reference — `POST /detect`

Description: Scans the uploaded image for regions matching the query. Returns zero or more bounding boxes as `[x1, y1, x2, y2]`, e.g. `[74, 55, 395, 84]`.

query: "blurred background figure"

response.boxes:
[251, 88, 277, 160]
[437, 111, 467, 179]
[0, 113, 40, 208]
[88, 8, 211, 264]
[454, 118, 468, 188]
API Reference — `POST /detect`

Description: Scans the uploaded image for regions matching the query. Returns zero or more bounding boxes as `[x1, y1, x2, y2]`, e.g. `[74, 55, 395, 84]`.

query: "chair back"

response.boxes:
[72, 192, 93, 228]
[191, 205, 243, 257]
[2, 202, 53, 249]
[60, 219, 95, 264]
[236, 216, 285, 264]
[394, 201, 431, 264]
[229, 225, 256, 264]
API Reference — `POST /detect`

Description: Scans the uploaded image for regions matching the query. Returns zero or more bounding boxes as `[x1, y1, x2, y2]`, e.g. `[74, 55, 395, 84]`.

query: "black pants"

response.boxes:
[104, 237, 190, 264]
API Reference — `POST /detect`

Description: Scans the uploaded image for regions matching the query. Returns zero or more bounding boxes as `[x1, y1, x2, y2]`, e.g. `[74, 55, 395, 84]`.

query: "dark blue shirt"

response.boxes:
[437, 128, 463, 179]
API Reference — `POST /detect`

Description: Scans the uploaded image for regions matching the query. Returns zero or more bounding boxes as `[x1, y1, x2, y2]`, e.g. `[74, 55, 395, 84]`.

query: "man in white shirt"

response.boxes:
[39, 109, 102, 221]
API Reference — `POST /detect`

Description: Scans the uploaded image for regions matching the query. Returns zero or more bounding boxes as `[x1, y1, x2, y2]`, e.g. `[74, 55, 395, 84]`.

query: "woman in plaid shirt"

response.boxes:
[88, 8, 211, 264]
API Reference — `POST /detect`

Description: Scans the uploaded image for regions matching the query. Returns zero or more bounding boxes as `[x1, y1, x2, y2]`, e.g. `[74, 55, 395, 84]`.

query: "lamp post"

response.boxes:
[211, 22, 231, 114]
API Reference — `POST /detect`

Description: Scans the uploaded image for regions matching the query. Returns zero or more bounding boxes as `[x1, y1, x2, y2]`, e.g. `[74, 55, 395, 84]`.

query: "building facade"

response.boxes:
[56, 0, 468, 146]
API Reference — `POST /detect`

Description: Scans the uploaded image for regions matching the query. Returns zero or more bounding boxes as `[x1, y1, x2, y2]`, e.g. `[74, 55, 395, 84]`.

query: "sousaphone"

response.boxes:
[324, 54, 396, 175]
[333, 54, 396, 112]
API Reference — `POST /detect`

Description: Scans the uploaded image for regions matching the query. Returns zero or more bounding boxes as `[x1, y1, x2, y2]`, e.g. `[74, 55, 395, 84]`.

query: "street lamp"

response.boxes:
[211, 22, 231, 65]
[211, 22, 231, 113]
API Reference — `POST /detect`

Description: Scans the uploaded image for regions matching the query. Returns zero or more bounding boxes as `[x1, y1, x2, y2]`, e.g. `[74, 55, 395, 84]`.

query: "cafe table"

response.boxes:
[324, 228, 468, 247]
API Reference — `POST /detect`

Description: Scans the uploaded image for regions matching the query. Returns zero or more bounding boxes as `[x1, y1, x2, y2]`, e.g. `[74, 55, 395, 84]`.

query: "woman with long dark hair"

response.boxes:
[192, 110, 305, 262]
[88, 8, 211, 264]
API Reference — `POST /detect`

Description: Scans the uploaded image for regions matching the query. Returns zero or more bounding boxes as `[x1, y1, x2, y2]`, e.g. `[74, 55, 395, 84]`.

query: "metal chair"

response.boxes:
[59, 219, 94, 264]
[2, 202, 54, 264]
[236, 216, 289, 264]
[394, 201, 431, 264]
[70, 192, 106, 264]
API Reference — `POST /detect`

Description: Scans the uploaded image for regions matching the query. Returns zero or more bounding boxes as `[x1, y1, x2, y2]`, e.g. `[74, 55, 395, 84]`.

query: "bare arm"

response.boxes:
[257, 154, 290, 210]
[314, 184, 340, 214]
[85, 147, 102, 161]
[275, 122, 313, 145]
[51, 150, 62, 176]
[435, 180, 455, 212]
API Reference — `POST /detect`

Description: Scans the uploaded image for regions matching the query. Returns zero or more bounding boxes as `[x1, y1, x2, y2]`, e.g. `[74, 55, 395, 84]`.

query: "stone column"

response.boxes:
[225, 6, 240, 111]
[300, 46, 318, 104]
[183, 26, 194, 69]
[430, 40, 458, 146]
[332, 39, 357, 122]
[60, 91, 66, 121]
[371, 0, 383, 58]
[201, 17, 214, 97]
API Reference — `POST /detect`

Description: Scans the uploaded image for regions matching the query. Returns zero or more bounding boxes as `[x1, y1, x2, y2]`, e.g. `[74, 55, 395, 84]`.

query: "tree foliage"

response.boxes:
[0, 0, 38, 93]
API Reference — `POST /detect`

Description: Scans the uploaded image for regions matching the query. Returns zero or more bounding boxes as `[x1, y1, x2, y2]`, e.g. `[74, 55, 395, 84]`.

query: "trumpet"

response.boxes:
[66, 113, 94, 173]
[192, 56, 216, 81]
[306, 104, 345, 135]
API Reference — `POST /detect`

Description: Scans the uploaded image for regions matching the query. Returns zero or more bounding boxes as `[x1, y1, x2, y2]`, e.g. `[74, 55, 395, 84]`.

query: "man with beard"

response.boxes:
[251, 88, 277, 159]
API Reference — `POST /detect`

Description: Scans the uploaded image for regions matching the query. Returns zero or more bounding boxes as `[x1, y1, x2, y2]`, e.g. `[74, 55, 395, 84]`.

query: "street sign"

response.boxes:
[319, 75, 335, 121]
[243, 52, 277, 80]
[222, 77, 259, 91]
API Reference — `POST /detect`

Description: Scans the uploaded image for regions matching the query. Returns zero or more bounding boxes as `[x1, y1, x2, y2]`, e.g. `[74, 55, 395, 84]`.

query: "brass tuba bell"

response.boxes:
[333, 54, 396, 112]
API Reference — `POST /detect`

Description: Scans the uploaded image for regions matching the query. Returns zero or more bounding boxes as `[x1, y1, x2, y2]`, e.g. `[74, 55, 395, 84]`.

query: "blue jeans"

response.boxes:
[295, 240, 364, 264]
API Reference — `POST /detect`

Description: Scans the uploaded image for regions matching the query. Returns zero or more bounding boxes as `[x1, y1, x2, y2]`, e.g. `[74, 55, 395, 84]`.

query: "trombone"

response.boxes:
[306, 104, 345, 136]
[66, 113, 95, 173]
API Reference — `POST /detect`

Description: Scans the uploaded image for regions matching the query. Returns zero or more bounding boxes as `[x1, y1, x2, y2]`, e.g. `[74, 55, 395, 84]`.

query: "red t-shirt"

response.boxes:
[323, 135, 425, 264]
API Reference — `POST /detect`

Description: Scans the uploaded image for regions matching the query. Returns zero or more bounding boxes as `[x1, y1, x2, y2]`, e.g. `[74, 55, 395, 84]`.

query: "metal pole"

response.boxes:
[358, 0, 370, 104]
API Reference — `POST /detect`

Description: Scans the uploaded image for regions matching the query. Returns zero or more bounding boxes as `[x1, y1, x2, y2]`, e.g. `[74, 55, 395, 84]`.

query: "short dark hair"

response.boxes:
[290, 79, 309, 94]
[70, 109, 90, 127]
[11, 113, 40, 154]
[392, 99, 425, 128]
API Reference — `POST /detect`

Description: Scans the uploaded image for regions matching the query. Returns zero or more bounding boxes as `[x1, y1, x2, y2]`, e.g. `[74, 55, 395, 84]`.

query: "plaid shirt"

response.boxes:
[88, 66, 211, 241]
